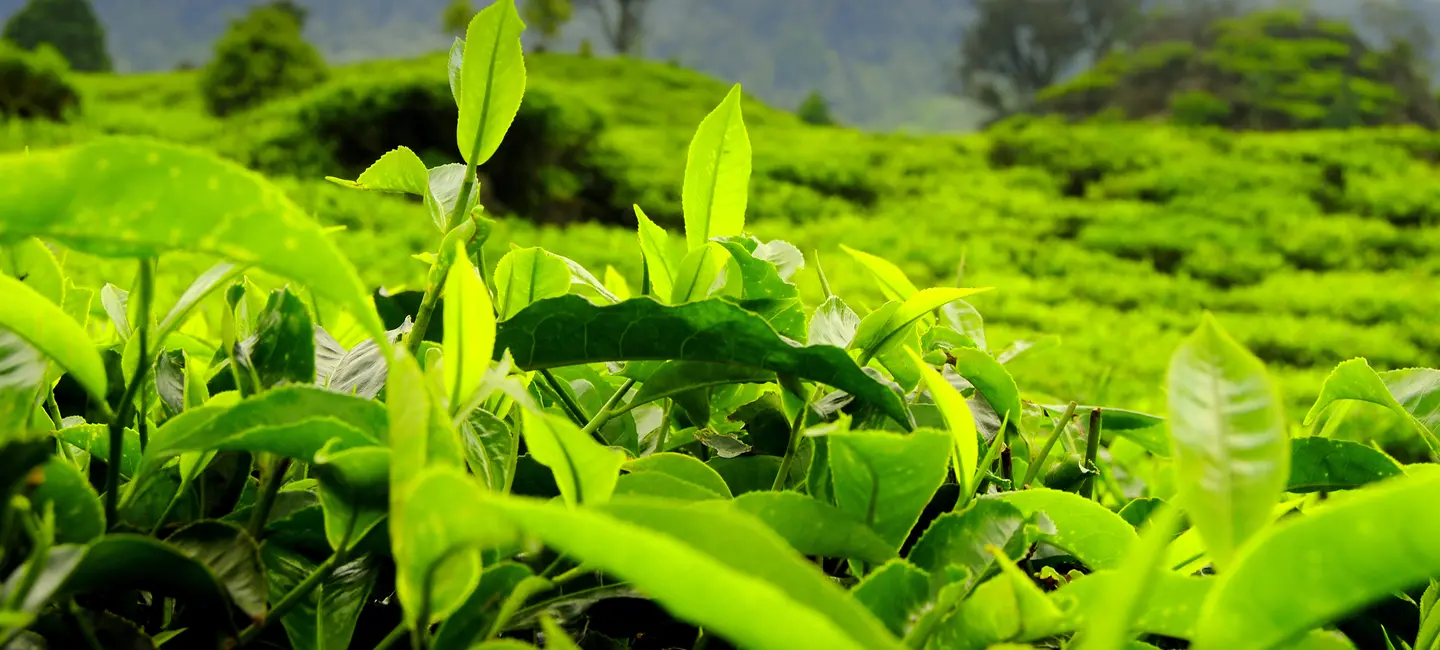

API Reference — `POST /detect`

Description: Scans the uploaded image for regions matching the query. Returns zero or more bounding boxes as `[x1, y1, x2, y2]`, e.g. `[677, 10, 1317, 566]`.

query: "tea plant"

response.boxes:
[3, 3, 1440, 649]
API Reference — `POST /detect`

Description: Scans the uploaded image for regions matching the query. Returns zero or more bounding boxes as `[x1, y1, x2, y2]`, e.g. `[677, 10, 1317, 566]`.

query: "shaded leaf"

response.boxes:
[461, 408, 516, 492]
[432, 562, 536, 650]
[906, 499, 1030, 593]
[29, 457, 103, 544]
[235, 288, 315, 392]
[262, 544, 377, 650]
[0, 273, 106, 404]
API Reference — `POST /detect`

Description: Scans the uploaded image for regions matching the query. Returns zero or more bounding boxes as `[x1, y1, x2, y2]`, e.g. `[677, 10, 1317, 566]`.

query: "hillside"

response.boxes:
[9, 50, 1440, 456]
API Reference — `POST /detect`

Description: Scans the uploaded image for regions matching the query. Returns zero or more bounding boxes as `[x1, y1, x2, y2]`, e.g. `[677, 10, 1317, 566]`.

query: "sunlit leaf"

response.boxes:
[683, 84, 750, 251]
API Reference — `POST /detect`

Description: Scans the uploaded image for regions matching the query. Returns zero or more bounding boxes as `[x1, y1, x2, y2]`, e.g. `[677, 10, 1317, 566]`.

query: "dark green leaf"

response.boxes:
[495, 296, 910, 427]
[166, 520, 268, 621]
[715, 237, 804, 340]
[312, 444, 389, 552]
[57, 423, 140, 478]
[461, 408, 517, 492]
[262, 544, 378, 650]
[1, 544, 86, 614]
[432, 562, 537, 650]
[29, 457, 103, 544]
[1286, 437, 1403, 493]
[707, 455, 782, 495]
[57, 535, 237, 625]
[235, 289, 316, 392]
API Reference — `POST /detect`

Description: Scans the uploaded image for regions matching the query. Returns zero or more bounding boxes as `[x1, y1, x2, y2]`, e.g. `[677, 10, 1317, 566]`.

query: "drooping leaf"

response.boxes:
[991, 489, 1137, 571]
[0, 274, 106, 404]
[624, 452, 732, 498]
[262, 544, 377, 650]
[828, 429, 952, 550]
[29, 457, 103, 544]
[485, 494, 904, 650]
[444, 239, 496, 408]
[906, 499, 1031, 593]
[0, 138, 386, 341]
[460, 408, 516, 492]
[456, 0, 527, 167]
[494, 247, 571, 321]
[166, 521, 268, 622]
[1166, 314, 1289, 570]
[1286, 437, 1403, 493]
[682, 84, 750, 251]
[851, 560, 931, 638]
[716, 491, 896, 563]
[1304, 359, 1440, 453]
[909, 348, 979, 494]
[839, 245, 918, 302]
[394, 467, 514, 627]
[494, 296, 910, 427]
[1193, 472, 1440, 650]
[521, 409, 624, 506]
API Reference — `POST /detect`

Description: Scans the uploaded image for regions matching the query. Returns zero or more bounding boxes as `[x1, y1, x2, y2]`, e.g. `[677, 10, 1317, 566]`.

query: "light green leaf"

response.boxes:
[634, 205, 676, 301]
[671, 241, 731, 303]
[0, 138, 385, 342]
[614, 471, 723, 500]
[431, 562, 536, 650]
[0, 273, 106, 404]
[908, 348, 978, 493]
[1053, 571, 1213, 641]
[991, 489, 1137, 571]
[1166, 314, 1289, 570]
[624, 452, 732, 497]
[324, 146, 429, 195]
[951, 347, 1022, 428]
[851, 288, 993, 363]
[926, 549, 1067, 650]
[851, 560, 931, 638]
[809, 296, 860, 348]
[444, 238, 496, 408]
[2, 237, 63, 305]
[828, 429, 952, 550]
[1071, 505, 1186, 650]
[29, 457, 103, 544]
[839, 245, 919, 301]
[1304, 359, 1440, 453]
[456, 0, 527, 167]
[628, 361, 773, 413]
[718, 491, 897, 564]
[521, 409, 624, 506]
[494, 247, 570, 321]
[1194, 471, 1440, 650]
[683, 84, 750, 251]
[0, 329, 46, 439]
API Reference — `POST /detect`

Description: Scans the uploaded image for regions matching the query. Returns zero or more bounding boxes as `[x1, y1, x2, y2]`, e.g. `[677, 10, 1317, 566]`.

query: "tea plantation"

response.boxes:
[5, 2, 1440, 649]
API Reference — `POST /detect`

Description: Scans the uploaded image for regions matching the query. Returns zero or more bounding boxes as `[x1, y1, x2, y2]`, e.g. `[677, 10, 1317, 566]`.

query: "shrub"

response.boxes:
[0, 40, 79, 120]
[1169, 89, 1232, 126]
[0, 0, 111, 72]
[198, 4, 328, 117]
[797, 89, 835, 126]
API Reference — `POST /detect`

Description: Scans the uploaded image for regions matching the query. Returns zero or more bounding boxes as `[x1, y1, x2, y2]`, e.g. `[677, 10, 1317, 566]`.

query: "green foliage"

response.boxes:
[198, 3, 329, 117]
[798, 89, 835, 126]
[1, 0, 111, 72]
[443, 0, 474, 39]
[0, 40, 79, 120]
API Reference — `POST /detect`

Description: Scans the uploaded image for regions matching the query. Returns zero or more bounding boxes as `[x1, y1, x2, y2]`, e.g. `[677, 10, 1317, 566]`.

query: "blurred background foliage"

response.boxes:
[5, 0, 1440, 457]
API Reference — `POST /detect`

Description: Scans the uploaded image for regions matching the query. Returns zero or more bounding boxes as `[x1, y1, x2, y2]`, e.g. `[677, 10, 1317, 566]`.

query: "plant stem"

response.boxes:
[1020, 402, 1078, 488]
[248, 457, 292, 539]
[373, 623, 407, 650]
[47, 390, 73, 463]
[959, 412, 1011, 511]
[540, 368, 590, 426]
[103, 259, 155, 528]
[136, 257, 154, 451]
[1079, 408, 1103, 501]
[653, 400, 674, 455]
[406, 281, 443, 358]
[580, 379, 637, 441]
[772, 387, 821, 491]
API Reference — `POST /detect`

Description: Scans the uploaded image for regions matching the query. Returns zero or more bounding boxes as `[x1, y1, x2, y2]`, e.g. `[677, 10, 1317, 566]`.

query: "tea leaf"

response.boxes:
[1193, 471, 1440, 650]
[909, 348, 979, 493]
[485, 494, 903, 650]
[444, 239, 496, 408]
[839, 245, 919, 301]
[312, 444, 389, 552]
[906, 499, 1031, 593]
[718, 491, 897, 563]
[629, 361, 774, 412]
[715, 237, 806, 339]
[1054, 571, 1213, 640]
[1071, 505, 1185, 650]
[634, 205, 676, 300]
[494, 247, 570, 321]
[166, 521, 268, 621]
[852, 288, 994, 362]
[261, 545, 377, 650]
[431, 562, 536, 650]
[456, 0, 526, 167]
[926, 549, 1067, 649]
[101, 283, 130, 339]
[0, 329, 46, 439]
[58, 535, 238, 625]
[1166, 314, 1288, 570]
[57, 423, 141, 478]
[395, 467, 514, 627]
[447, 37, 465, 105]
[324, 319, 411, 399]
[325, 146, 429, 195]
[624, 452, 732, 497]
[671, 241, 731, 303]
[1304, 359, 1440, 453]
[0, 139, 385, 342]
[389, 347, 466, 511]
[950, 347, 1022, 429]
[497, 296, 910, 427]
[809, 296, 860, 348]
[828, 429, 952, 550]
[615, 471, 723, 500]
[460, 408, 515, 492]
[683, 84, 750, 251]
[235, 288, 316, 392]
[29, 457, 103, 544]
[520, 408, 624, 506]
[1286, 437, 1402, 493]
[851, 559, 931, 638]
[0, 273, 106, 404]
[991, 489, 1137, 571]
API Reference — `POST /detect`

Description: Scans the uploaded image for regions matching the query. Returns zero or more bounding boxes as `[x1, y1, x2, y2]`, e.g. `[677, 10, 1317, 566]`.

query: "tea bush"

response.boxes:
[0, 40, 79, 120]
[4, 3, 1440, 648]
[199, 3, 329, 117]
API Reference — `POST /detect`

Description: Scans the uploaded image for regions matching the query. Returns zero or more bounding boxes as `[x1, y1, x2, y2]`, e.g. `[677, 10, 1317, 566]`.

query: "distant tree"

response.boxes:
[199, 3, 327, 116]
[574, 0, 651, 55]
[268, 0, 310, 28]
[797, 90, 835, 125]
[1, 0, 112, 72]
[443, 0, 473, 38]
[954, 0, 1143, 118]
[522, 0, 573, 52]
[0, 40, 80, 120]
